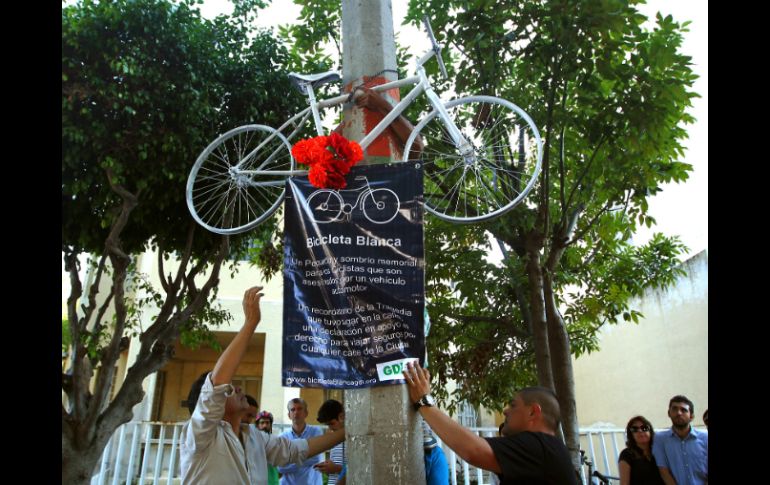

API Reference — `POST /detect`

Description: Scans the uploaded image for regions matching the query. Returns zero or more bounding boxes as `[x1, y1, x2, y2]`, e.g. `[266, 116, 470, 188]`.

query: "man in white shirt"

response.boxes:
[180, 286, 344, 485]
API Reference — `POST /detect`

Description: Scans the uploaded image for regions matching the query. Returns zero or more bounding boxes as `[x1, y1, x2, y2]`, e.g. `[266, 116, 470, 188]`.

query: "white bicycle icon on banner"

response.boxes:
[306, 176, 400, 224]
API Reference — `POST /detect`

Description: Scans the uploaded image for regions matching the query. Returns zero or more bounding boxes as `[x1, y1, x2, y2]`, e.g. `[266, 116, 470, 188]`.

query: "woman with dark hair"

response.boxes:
[618, 416, 665, 485]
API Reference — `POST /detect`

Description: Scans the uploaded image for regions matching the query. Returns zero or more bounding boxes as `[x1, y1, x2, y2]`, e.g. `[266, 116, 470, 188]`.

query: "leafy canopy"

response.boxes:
[62, 0, 303, 261]
[404, 0, 697, 411]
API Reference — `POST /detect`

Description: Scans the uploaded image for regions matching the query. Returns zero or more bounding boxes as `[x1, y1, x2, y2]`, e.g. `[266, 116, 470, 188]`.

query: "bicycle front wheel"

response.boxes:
[362, 188, 400, 224]
[404, 96, 542, 223]
[186, 125, 293, 235]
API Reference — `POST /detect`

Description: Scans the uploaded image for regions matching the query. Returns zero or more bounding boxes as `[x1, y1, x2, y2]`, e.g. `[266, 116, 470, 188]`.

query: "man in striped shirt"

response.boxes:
[315, 400, 346, 485]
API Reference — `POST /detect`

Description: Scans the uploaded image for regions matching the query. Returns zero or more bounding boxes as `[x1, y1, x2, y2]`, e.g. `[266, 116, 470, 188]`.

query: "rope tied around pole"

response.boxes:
[345, 68, 400, 103]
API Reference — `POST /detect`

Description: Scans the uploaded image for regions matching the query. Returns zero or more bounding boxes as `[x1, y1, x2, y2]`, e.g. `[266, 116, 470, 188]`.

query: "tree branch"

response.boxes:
[568, 182, 631, 246]
[150, 223, 197, 328]
[89, 288, 116, 355]
[85, 169, 139, 433]
[567, 202, 613, 246]
[185, 257, 208, 293]
[448, 313, 531, 340]
[551, 203, 584, 254]
[557, 85, 568, 216]
[80, 253, 108, 329]
[158, 222, 199, 322]
[539, 50, 565, 244]
[564, 134, 607, 211]
[138, 233, 229, 364]
[157, 244, 170, 293]
[104, 169, 138, 260]
[172, 222, 197, 291]
[165, 237, 230, 342]
[450, 38, 471, 61]
[63, 250, 89, 423]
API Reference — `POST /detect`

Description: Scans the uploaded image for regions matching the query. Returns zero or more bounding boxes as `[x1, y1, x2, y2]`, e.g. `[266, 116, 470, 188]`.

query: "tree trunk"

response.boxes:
[62, 428, 109, 485]
[543, 272, 581, 471]
[62, 336, 172, 483]
[525, 249, 554, 389]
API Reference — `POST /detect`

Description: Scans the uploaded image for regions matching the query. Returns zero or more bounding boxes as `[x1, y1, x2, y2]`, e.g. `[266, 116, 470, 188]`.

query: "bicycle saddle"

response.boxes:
[288, 71, 341, 94]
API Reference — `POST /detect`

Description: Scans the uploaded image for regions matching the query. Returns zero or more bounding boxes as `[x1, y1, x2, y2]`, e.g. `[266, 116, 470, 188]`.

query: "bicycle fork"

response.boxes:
[418, 67, 474, 161]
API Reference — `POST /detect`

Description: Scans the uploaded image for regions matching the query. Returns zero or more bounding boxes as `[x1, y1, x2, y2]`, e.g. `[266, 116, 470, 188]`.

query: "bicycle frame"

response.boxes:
[236, 47, 470, 181]
[338, 177, 378, 211]
[309, 176, 399, 224]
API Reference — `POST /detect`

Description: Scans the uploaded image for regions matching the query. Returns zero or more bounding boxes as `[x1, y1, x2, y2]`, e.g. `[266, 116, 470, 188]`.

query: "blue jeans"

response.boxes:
[425, 446, 449, 485]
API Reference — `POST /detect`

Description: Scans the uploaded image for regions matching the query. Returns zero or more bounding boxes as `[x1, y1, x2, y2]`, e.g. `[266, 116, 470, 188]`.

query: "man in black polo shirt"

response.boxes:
[403, 362, 577, 485]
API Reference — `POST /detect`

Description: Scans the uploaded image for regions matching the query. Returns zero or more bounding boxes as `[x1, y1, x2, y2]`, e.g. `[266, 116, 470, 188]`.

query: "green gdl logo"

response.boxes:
[376, 358, 418, 381]
[383, 362, 404, 376]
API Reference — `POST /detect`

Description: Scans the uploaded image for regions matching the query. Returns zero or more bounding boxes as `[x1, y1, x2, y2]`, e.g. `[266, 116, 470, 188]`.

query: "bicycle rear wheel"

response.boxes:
[306, 189, 344, 223]
[186, 125, 293, 235]
[404, 96, 542, 223]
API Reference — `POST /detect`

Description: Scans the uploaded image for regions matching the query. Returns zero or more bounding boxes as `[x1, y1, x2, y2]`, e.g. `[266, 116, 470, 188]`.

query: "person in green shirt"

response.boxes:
[256, 410, 281, 485]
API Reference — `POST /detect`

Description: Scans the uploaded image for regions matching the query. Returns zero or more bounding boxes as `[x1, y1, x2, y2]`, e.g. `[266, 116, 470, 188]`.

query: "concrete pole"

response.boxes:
[341, 1, 426, 484]
[341, 0, 405, 165]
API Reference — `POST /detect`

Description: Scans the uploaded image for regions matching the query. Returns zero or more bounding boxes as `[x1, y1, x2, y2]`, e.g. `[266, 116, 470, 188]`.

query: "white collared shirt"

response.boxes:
[181, 374, 309, 485]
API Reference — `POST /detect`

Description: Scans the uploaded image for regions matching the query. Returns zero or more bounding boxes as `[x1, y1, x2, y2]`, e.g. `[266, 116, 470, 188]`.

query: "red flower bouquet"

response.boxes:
[291, 133, 364, 189]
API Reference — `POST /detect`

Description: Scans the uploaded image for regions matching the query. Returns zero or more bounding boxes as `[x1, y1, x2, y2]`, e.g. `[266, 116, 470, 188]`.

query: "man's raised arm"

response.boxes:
[211, 286, 263, 386]
[403, 362, 500, 473]
[306, 428, 346, 457]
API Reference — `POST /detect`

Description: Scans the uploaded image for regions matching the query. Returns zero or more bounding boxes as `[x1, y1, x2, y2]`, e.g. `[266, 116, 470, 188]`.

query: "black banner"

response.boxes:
[282, 162, 424, 388]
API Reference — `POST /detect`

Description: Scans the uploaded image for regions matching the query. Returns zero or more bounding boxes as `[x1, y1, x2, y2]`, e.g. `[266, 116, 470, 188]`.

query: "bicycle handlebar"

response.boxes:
[422, 15, 448, 80]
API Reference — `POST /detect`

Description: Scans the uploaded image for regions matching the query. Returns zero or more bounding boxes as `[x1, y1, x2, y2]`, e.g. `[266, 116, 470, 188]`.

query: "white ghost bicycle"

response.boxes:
[186, 16, 542, 235]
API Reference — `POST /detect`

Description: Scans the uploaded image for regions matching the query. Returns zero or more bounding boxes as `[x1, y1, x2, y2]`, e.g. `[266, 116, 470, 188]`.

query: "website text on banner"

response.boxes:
[283, 162, 424, 388]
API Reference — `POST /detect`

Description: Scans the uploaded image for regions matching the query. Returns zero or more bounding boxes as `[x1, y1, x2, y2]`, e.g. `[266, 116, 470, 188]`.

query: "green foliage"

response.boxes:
[424, 218, 538, 412]
[62, 319, 71, 354]
[277, 0, 341, 74]
[252, 0, 697, 415]
[62, 0, 301, 354]
[62, 0, 303, 258]
[177, 290, 229, 352]
[564, 233, 688, 357]
[403, 0, 698, 410]
[229, 219, 285, 280]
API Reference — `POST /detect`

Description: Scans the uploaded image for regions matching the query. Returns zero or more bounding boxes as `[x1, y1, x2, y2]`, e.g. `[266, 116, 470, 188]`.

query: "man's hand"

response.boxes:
[242, 286, 264, 326]
[314, 460, 342, 474]
[403, 361, 500, 473]
[403, 361, 431, 404]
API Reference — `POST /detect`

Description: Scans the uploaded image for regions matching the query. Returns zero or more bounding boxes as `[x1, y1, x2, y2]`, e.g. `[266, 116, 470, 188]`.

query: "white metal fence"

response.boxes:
[577, 428, 627, 484]
[91, 422, 627, 485]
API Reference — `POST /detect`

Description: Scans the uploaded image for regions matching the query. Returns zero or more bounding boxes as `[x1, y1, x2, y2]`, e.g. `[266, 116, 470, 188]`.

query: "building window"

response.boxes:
[458, 400, 479, 428]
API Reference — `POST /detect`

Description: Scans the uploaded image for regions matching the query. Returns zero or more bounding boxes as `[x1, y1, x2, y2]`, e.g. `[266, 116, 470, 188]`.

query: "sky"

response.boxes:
[197, 0, 708, 260]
